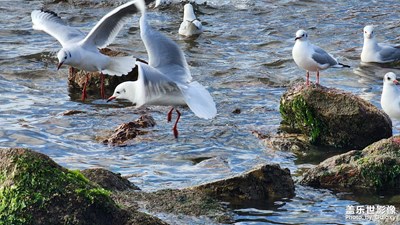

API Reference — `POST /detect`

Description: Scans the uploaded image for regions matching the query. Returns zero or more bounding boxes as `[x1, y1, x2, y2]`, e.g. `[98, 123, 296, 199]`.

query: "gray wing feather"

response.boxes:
[81, 1, 140, 49]
[379, 44, 400, 62]
[136, 62, 181, 107]
[312, 46, 338, 66]
[140, 16, 192, 83]
[31, 10, 85, 47]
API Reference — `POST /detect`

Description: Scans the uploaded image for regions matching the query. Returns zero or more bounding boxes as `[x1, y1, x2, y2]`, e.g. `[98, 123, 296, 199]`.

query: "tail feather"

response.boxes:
[102, 56, 136, 76]
[179, 81, 217, 119]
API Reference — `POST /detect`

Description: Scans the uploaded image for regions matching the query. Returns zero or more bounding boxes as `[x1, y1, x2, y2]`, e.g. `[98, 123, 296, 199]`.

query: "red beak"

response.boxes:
[394, 80, 399, 85]
[57, 62, 64, 70]
[107, 96, 116, 102]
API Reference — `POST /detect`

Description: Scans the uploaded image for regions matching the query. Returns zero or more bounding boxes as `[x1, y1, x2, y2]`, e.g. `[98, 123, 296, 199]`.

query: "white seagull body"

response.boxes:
[292, 29, 349, 85]
[108, 0, 216, 138]
[381, 72, 400, 120]
[361, 25, 400, 63]
[178, 3, 203, 37]
[31, 1, 139, 99]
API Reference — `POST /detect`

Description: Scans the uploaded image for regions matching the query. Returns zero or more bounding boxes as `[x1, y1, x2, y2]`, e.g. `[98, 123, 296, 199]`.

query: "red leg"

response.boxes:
[81, 73, 89, 102]
[100, 73, 105, 99]
[306, 71, 310, 86]
[172, 109, 181, 138]
[167, 107, 174, 122]
[69, 67, 76, 75]
[316, 70, 320, 84]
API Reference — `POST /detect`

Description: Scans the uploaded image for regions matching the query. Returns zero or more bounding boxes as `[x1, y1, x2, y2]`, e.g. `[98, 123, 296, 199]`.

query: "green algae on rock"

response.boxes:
[279, 82, 392, 149]
[300, 136, 400, 192]
[0, 148, 127, 225]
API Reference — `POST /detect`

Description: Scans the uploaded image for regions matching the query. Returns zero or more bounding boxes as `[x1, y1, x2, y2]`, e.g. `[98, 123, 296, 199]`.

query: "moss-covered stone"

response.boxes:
[0, 148, 154, 225]
[301, 136, 400, 192]
[280, 82, 392, 149]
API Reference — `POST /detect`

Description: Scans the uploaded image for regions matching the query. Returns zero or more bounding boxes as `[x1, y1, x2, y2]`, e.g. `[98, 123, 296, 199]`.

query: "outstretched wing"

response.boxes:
[31, 9, 85, 47]
[80, 1, 141, 49]
[135, 62, 182, 107]
[140, 12, 192, 83]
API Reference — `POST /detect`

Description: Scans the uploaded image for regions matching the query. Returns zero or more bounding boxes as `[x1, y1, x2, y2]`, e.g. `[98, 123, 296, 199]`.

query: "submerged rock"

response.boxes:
[301, 136, 400, 193]
[279, 82, 392, 149]
[102, 114, 156, 146]
[192, 164, 295, 202]
[67, 48, 139, 99]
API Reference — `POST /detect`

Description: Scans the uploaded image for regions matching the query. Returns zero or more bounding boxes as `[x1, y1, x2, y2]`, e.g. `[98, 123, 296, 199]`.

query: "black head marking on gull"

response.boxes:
[40, 8, 62, 19]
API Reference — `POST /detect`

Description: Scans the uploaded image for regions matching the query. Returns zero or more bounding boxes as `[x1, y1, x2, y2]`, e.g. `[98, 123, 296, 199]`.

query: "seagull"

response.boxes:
[292, 29, 350, 85]
[107, 0, 217, 138]
[361, 25, 400, 63]
[31, 1, 140, 101]
[178, 3, 203, 37]
[381, 72, 400, 120]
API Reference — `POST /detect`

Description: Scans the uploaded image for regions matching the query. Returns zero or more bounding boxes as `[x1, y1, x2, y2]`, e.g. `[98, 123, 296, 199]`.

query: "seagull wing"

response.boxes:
[80, 1, 141, 49]
[312, 45, 338, 66]
[31, 10, 85, 47]
[140, 13, 192, 83]
[135, 62, 182, 107]
[378, 44, 400, 62]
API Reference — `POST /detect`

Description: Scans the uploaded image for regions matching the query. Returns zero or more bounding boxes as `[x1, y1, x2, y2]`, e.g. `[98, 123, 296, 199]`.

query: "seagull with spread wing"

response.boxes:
[107, 0, 217, 138]
[31, 1, 140, 101]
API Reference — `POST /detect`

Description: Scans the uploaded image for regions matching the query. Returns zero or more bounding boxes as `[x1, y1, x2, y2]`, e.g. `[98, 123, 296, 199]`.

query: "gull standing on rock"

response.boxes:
[108, 0, 217, 138]
[381, 72, 400, 120]
[292, 29, 350, 85]
[31, 1, 140, 101]
[361, 25, 400, 63]
[179, 3, 203, 37]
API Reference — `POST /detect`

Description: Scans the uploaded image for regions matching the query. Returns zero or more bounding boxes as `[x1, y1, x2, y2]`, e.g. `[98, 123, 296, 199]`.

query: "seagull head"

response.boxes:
[57, 50, 71, 70]
[183, 3, 196, 21]
[384, 72, 399, 86]
[108, 81, 136, 104]
[295, 30, 308, 41]
[363, 25, 375, 40]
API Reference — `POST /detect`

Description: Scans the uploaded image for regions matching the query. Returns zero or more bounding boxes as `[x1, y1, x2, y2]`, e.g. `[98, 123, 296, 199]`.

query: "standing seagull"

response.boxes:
[381, 72, 400, 120]
[108, 0, 216, 138]
[178, 3, 203, 37]
[361, 25, 400, 63]
[31, 1, 140, 101]
[292, 29, 350, 85]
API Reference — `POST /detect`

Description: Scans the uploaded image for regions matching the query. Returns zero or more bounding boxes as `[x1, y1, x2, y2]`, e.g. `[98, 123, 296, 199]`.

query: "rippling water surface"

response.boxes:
[1, 0, 400, 224]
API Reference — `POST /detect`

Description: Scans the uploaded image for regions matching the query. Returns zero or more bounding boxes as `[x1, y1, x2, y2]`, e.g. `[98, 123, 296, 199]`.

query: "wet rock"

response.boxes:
[232, 108, 241, 114]
[192, 164, 295, 203]
[120, 189, 233, 224]
[301, 136, 400, 193]
[0, 148, 129, 225]
[81, 168, 140, 191]
[61, 110, 85, 116]
[253, 131, 311, 153]
[102, 114, 156, 146]
[68, 48, 139, 99]
[279, 82, 392, 149]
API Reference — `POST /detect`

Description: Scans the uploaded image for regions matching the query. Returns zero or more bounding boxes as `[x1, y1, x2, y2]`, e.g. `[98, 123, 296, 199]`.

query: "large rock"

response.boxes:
[192, 164, 295, 202]
[301, 136, 400, 192]
[279, 83, 392, 149]
[0, 148, 166, 225]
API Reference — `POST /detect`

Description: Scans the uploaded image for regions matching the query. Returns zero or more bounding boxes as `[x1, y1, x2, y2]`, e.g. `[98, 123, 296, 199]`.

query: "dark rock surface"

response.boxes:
[193, 164, 295, 203]
[81, 168, 140, 192]
[301, 136, 400, 193]
[279, 82, 392, 149]
[102, 114, 156, 146]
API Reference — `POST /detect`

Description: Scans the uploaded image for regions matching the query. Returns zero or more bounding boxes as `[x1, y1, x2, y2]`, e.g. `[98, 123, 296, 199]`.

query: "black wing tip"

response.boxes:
[39, 8, 61, 18]
[339, 63, 351, 68]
